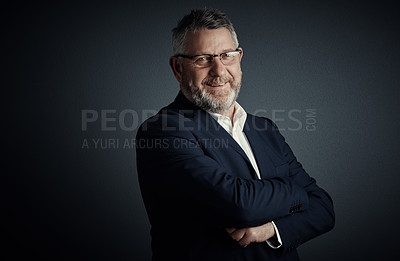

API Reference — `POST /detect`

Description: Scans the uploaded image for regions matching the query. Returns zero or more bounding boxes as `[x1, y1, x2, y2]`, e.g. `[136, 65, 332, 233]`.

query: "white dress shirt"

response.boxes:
[207, 102, 283, 249]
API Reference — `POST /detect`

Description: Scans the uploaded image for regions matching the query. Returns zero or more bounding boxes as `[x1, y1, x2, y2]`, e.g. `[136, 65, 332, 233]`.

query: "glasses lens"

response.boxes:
[221, 51, 240, 65]
[193, 55, 213, 67]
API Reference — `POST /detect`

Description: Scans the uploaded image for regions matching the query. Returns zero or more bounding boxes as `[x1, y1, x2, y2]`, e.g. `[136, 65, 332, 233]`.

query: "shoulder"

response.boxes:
[245, 114, 287, 151]
[136, 104, 199, 140]
[137, 107, 176, 135]
[245, 113, 280, 132]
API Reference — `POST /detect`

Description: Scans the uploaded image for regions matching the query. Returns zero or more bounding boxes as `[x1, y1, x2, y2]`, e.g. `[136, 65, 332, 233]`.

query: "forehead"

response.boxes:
[185, 28, 235, 55]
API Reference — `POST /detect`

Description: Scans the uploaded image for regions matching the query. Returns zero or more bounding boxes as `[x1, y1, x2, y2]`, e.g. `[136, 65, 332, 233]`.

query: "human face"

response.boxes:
[171, 28, 243, 113]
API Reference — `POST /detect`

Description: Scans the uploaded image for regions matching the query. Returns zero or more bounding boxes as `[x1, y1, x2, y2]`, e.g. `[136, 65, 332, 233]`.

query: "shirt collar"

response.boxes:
[207, 102, 247, 131]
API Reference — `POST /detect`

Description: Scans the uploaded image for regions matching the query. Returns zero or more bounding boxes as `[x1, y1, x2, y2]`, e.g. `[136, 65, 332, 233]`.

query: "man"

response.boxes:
[136, 8, 334, 261]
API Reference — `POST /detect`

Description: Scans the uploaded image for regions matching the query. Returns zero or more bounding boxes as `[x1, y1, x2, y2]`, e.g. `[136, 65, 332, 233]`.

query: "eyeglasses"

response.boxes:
[176, 49, 242, 68]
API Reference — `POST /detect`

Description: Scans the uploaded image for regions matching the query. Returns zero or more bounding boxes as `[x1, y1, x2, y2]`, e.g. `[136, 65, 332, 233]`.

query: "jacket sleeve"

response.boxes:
[269, 123, 335, 252]
[136, 113, 310, 228]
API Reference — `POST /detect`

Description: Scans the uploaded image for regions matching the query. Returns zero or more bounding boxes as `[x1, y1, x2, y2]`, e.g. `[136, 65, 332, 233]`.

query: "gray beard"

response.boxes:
[184, 81, 241, 113]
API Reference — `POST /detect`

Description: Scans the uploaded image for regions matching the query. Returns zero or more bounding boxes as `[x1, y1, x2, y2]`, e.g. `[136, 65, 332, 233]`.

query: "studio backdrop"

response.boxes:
[6, 0, 400, 260]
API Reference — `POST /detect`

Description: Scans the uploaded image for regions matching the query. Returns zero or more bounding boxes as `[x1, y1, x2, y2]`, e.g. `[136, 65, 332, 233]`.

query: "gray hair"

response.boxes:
[172, 8, 239, 55]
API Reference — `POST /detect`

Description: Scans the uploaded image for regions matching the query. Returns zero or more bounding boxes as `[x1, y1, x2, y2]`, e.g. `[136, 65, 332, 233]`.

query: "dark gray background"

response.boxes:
[5, 0, 400, 260]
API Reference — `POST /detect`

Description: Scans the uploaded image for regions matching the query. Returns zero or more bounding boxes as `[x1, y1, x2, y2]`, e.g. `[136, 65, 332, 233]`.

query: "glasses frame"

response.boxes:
[175, 48, 242, 68]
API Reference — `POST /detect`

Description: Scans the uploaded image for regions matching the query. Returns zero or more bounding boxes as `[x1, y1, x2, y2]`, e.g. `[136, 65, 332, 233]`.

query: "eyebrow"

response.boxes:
[195, 49, 237, 55]
[221, 48, 236, 53]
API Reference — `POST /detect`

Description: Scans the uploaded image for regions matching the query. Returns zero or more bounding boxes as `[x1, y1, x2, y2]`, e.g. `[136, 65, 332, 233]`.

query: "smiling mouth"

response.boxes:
[206, 82, 226, 87]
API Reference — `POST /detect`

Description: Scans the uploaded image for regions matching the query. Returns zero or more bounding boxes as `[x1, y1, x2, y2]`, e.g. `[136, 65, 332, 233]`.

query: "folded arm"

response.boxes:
[136, 115, 309, 228]
[226, 121, 335, 250]
[272, 129, 335, 252]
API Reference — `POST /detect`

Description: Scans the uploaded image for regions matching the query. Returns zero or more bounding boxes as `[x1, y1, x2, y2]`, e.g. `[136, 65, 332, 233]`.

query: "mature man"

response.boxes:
[136, 8, 334, 260]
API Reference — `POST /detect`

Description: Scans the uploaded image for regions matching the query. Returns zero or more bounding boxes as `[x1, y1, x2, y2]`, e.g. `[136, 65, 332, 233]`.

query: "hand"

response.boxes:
[226, 222, 276, 248]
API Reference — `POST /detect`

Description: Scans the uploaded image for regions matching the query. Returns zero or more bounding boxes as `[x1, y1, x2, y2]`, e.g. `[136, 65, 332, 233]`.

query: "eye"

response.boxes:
[194, 55, 211, 65]
[197, 57, 207, 61]
[224, 51, 238, 57]
[221, 52, 236, 61]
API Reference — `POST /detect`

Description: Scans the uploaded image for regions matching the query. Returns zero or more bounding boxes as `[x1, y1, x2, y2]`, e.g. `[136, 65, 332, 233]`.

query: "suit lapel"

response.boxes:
[244, 116, 285, 179]
[169, 92, 289, 180]
[169, 92, 252, 169]
[194, 108, 252, 163]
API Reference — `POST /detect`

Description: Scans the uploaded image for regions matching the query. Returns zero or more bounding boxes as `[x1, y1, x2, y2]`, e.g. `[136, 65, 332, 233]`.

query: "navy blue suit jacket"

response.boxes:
[136, 92, 334, 260]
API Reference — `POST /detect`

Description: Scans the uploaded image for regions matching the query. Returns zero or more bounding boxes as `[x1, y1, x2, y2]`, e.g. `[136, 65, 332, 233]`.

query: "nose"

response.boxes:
[209, 56, 227, 77]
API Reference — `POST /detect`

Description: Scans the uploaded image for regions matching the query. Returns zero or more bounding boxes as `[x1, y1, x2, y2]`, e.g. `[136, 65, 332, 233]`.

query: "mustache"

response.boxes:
[202, 77, 233, 86]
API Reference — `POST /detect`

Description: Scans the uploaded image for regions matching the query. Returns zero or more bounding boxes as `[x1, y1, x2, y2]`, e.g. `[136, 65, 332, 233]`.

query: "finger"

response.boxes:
[238, 238, 250, 248]
[238, 231, 253, 248]
[225, 228, 236, 234]
[230, 229, 246, 242]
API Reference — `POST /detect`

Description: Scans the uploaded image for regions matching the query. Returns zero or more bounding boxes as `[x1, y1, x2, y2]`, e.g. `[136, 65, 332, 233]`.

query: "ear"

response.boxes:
[169, 56, 183, 83]
[238, 47, 244, 61]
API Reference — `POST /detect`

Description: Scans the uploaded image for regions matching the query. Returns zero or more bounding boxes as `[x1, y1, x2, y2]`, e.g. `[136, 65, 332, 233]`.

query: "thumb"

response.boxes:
[238, 232, 252, 248]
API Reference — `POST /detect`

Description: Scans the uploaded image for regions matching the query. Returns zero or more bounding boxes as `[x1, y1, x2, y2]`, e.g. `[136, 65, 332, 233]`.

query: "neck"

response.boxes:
[215, 104, 236, 125]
